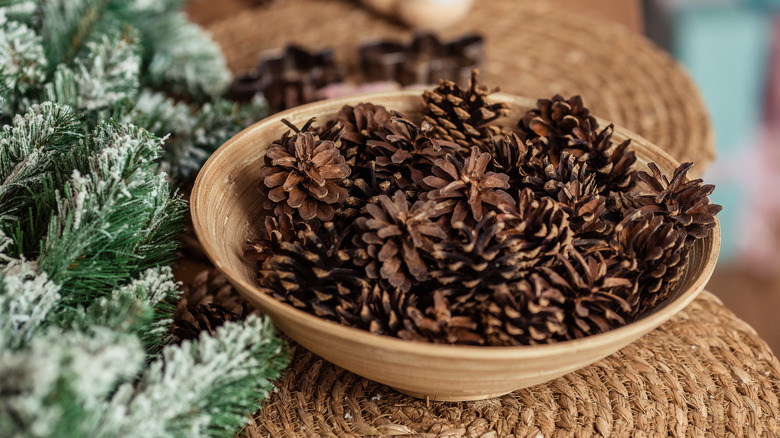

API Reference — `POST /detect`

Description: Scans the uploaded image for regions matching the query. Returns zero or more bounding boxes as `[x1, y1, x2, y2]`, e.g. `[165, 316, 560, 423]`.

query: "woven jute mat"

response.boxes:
[206, 0, 715, 172]
[240, 291, 780, 437]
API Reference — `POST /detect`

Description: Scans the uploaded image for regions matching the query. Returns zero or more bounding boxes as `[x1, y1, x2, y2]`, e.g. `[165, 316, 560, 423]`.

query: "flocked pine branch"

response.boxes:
[38, 121, 186, 305]
[0, 1, 285, 435]
[0, 258, 60, 349]
[120, 0, 231, 100]
[45, 27, 140, 118]
[0, 326, 145, 438]
[0, 102, 83, 233]
[0, 14, 48, 116]
[57, 266, 180, 353]
[96, 315, 288, 438]
[1, 0, 265, 180]
[134, 90, 266, 179]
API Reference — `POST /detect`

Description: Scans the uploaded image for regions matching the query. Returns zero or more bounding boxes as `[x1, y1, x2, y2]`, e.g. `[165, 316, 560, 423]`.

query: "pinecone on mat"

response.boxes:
[631, 162, 722, 240]
[354, 191, 446, 292]
[260, 123, 351, 221]
[173, 268, 254, 340]
[422, 69, 510, 150]
[423, 146, 514, 228]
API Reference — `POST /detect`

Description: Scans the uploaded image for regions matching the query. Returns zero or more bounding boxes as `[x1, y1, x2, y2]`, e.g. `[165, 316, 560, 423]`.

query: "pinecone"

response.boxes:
[366, 113, 461, 190]
[431, 212, 527, 312]
[257, 221, 369, 325]
[354, 191, 446, 292]
[498, 187, 574, 266]
[358, 281, 418, 338]
[244, 214, 297, 264]
[423, 146, 514, 228]
[631, 162, 722, 240]
[610, 211, 689, 316]
[553, 169, 609, 237]
[335, 102, 392, 168]
[570, 125, 636, 193]
[519, 94, 598, 143]
[542, 251, 635, 339]
[357, 281, 467, 343]
[173, 268, 254, 341]
[481, 274, 568, 345]
[260, 124, 351, 221]
[487, 132, 548, 192]
[422, 69, 510, 150]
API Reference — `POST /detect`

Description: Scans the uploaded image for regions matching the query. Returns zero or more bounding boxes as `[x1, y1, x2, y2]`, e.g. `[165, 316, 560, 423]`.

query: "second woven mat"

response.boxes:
[243, 292, 780, 437]
[207, 0, 715, 171]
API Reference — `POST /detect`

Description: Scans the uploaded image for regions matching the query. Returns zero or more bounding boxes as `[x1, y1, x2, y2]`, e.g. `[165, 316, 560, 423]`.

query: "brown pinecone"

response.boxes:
[173, 268, 254, 341]
[631, 162, 722, 240]
[610, 211, 689, 316]
[367, 113, 461, 190]
[519, 95, 598, 142]
[571, 125, 636, 193]
[542, 251, 635, 339]
[553, 169, 609, 237]
[431, 212, 527, 312]
[423, 146, 514, 228]
[260, 124, 351, 221]
[257, 221, 369, 325]
[487, 132, 548, 191]
[335, 102, 392, 168]
[244, 214, 297, 264]
[354, 191, 446, 292]
[481, 274, 568, 345]
[498, 187, 574, 265]
[422, 69, 510, 150]
[358, 281, 418, 338]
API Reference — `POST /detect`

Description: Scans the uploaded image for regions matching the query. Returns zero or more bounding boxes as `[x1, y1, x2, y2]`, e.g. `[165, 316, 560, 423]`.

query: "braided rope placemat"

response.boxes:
[241, 292, 780, 437]
[206, 0, 715, 172]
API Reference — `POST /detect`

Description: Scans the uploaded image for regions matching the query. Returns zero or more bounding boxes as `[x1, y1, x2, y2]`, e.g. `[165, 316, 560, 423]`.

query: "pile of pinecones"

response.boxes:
[245, 71, 721, 346]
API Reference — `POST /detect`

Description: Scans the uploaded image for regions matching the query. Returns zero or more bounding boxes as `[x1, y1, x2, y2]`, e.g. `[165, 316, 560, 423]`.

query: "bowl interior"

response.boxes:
[191, 90, 720, 360]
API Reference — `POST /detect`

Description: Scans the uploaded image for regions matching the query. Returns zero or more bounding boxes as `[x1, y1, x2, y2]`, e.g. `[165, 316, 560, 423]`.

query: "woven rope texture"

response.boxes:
[206, 0, 715, 172]
[241, 292, 780, 437]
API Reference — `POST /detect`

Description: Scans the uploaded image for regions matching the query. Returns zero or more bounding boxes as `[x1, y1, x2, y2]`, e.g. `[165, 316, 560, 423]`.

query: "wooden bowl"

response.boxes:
[190, 91, 720, 401]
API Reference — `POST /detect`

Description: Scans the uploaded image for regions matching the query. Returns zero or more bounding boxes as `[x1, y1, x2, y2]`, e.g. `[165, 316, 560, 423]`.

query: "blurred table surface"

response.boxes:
[187, 0, 643, 34]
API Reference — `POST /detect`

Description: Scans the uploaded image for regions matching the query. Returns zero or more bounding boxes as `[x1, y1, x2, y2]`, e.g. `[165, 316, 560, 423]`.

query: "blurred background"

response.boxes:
[186, 0, 780, 352]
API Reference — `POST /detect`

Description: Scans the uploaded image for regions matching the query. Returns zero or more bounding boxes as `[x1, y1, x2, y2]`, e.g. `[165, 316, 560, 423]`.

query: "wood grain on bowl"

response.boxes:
[190, 91, 720, 401]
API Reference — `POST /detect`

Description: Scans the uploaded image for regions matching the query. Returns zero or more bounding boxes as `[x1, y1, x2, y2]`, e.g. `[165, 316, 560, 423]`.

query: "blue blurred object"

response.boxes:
[747, 0, 780, 9]
[669, 4, 772, 261]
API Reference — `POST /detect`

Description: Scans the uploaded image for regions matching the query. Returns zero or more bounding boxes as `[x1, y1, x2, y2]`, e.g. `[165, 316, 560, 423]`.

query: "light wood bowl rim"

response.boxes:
[191, 90, 721, 359]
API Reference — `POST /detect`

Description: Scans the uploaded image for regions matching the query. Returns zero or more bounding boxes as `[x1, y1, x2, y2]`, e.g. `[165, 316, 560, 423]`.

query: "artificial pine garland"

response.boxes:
[0, 1, 288, 437]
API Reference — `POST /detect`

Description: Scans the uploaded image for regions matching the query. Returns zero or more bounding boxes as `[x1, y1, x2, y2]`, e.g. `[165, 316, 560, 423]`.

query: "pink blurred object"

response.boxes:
[359, 0, 474, 30]
[734, 17, 780, 274]
[735, 125, 780, 274]
[316, 81, 401, 100]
